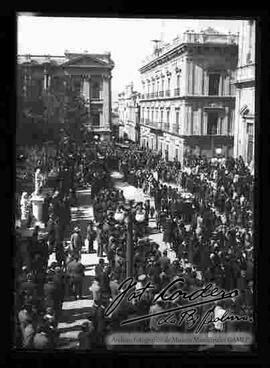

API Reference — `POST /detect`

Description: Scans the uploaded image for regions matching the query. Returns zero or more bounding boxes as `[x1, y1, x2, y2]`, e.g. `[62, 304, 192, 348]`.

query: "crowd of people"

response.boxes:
[15, 139, 254, 350]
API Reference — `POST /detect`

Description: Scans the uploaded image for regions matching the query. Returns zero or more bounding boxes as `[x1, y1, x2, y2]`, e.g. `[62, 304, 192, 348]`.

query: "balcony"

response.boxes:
[235, 63, 255, 84]
[172, 124, 180, 134]
[165, 90, 170, 97]
[163, 123, 170, 131]
[149, 121, 163, 131]
[174, 88, 180, 96]
[91, 93, 103, 102]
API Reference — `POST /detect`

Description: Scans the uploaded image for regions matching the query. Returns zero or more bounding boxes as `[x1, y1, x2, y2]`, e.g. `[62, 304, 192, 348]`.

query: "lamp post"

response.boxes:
[125, 209, 134, 278]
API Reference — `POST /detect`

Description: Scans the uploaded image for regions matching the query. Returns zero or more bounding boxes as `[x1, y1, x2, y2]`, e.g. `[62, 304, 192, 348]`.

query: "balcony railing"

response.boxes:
[165, 90, 170, 97]
[150, 122, 162, 130]
[91, 94, 103, 101]
[236, 63, 255, 83]
[164, 123, 170, 131]
[174, 88, 180, 96]
[172, 124, 180, 134]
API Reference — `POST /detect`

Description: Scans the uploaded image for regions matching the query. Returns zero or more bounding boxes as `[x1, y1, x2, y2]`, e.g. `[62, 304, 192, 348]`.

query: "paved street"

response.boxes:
[53, 171, 176, 349]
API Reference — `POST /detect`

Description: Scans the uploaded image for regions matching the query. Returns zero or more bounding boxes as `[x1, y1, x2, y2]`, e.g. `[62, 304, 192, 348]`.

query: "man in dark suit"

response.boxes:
[66, 256, 85, 300]
[70, 227, 83, 259]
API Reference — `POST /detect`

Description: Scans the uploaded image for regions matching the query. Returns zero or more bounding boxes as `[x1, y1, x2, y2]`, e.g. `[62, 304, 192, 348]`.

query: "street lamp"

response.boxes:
[125, 207, 134, 278]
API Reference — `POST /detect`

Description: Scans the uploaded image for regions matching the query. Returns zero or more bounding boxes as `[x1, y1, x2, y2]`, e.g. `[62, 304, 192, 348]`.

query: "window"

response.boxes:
[247, 122, 254, 137]
[160, 110, 163, 122]
[207, 112, 218, 135]
[151, 109, 154, 122]
[165, 145, 169, 161]
[157, 81, 159, 92]
[156, 109, 159, 122]
[167, 110, 170, 123]
[177, 74, 180, 89]
[168, 78, 171, 90]
[92, 82, 100, 99]
[92, 112, 100, 127]
[208, 73, 220, 95]
[247, 140, 253, 164]
[175, 148, 179, 161]
[161, 79, 164, 91]
[176, 111, 180, 125]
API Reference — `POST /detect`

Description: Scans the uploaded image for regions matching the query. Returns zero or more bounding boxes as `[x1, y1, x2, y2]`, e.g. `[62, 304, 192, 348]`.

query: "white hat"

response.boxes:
[138, 274, 146, 281]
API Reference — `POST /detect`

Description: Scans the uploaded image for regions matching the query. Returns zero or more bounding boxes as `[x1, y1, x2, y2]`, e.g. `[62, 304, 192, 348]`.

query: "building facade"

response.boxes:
[118, 83, 140, 142]
[139, 28, 238, 165]
[233, 20, 256, 167]
[17, 51, 114, 141]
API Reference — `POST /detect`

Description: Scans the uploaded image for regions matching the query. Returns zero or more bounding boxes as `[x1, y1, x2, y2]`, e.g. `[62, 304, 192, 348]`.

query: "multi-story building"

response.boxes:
[118, 83, 140, 142]
[233, 20, 256, 167]
[17, 51, 115, 141]
[139, 28, 238, 164]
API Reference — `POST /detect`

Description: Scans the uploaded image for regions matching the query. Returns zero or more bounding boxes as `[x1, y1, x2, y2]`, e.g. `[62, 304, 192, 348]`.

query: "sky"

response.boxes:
[17, 15, 243, 100]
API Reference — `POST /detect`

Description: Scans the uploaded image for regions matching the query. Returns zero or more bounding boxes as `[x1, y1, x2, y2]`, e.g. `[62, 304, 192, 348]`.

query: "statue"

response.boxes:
[34, 168, 43, 195]
[20, 192, 29, 221]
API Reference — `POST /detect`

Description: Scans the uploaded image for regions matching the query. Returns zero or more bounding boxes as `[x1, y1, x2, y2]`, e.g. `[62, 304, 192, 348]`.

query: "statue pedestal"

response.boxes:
[31, 194, 45, 229]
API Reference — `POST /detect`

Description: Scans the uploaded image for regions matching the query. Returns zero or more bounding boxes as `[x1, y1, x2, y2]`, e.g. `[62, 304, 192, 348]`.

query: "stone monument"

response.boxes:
[31, 168, 45, 228]
[20, 192, 29, 226]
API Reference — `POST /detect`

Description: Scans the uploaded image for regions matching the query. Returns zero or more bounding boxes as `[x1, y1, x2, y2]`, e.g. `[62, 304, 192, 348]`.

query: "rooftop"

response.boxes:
[141, 27, 239, 66]
[17, 51, 114, 67]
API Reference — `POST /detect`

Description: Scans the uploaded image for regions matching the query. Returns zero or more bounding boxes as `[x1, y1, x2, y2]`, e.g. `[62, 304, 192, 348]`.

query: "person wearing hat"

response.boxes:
[20, 273, 38, 301]
[77, 321, 95, 350]
[95, 222, 105, 258]
[33, 324, 52, 349]
[21, 316, 35, 349]
[95, 258, 105, 279]
[66, 255, 85, 300]
[18, 302, 33, 337]
[159, 250, 171, 272]
[70, 226, 83, 259]
[86, 220, 96, 254]
[52, 266, 65, 322]
[43, 271, 59, 314]
[149, 296, 164, 332]
[109, 274, 120, 300]
[46, 215, 55, 254]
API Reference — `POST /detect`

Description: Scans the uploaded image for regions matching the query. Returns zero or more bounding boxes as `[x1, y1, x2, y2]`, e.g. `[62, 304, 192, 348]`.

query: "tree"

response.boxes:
[63, 91, 89, 146]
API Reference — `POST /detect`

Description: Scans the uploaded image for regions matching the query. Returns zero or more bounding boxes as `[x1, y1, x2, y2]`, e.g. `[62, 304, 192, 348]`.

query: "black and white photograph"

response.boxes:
[15, 14, 255, 351]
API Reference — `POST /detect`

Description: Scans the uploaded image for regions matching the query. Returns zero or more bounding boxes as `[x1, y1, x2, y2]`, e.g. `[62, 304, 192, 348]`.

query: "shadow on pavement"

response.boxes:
[58, 306, 92, 327]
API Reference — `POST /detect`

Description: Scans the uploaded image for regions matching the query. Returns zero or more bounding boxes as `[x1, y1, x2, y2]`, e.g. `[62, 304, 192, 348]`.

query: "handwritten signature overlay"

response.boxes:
[104, 277, 253, 334]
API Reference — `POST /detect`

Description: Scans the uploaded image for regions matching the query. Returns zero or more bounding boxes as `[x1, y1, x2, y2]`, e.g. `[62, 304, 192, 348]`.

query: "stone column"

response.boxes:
[43, 70, 48, 90]
[108, 74, 112, 136]
[87, 75, 91, 118]
[31, 194, 44, 226]
[102, 74, 110, 131]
